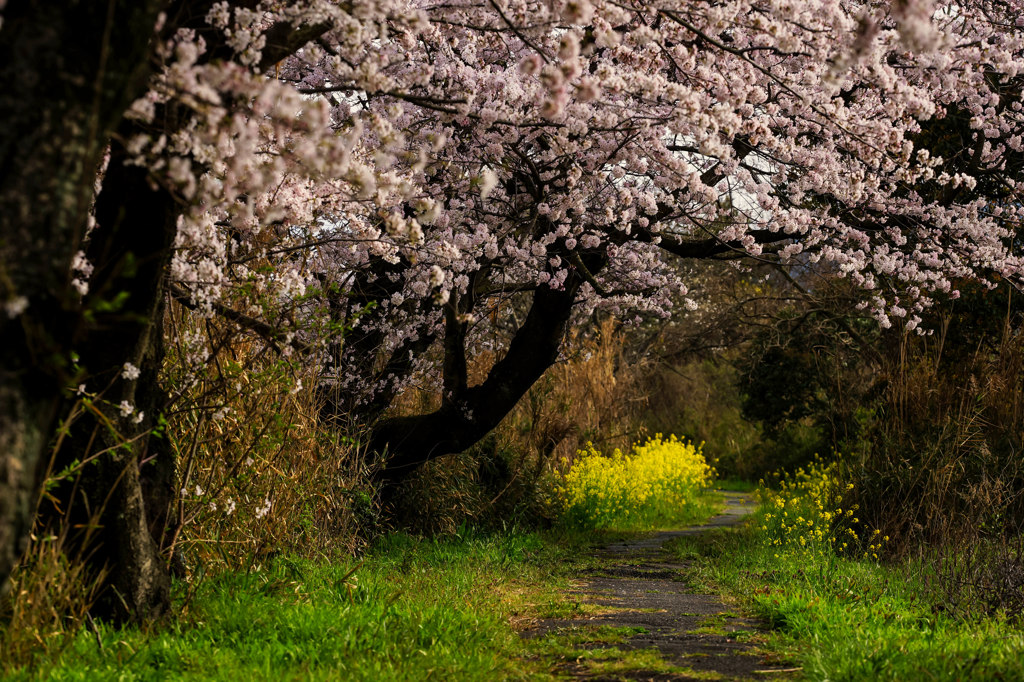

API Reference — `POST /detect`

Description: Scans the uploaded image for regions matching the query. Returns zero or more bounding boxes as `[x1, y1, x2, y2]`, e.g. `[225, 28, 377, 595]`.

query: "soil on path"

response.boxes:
[529, 492, 798, 681]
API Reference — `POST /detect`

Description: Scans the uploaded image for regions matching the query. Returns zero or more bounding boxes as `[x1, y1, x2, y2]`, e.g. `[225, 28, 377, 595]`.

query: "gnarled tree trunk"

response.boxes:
[368, 252, 606, 506]
[41, 132, 182, 621]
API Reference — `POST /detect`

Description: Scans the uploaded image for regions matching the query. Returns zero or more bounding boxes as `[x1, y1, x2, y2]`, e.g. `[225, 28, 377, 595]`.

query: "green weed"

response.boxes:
[673, 525, 1024, 681]
[3, 531, 568, 681]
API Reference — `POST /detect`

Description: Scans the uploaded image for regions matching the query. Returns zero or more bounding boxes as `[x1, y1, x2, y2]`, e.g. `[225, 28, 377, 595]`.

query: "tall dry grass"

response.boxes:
[160, 301, 375, 573]
[1, 399, 118, 664]
[0, 528, 108, 665]
[0, 300, 376, 670]
[849, 330, 1024, 555]
[840, 317, 1024, 618]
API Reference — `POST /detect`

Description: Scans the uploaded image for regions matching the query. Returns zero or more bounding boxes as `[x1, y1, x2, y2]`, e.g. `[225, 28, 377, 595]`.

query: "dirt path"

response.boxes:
[530, 492, 798, 681]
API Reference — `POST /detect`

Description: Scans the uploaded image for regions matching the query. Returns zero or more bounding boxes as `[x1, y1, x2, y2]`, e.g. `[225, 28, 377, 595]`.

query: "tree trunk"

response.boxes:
[369, 261, 597, 504]
[0, 0, 165, 600]
[38, 129, 181, 622]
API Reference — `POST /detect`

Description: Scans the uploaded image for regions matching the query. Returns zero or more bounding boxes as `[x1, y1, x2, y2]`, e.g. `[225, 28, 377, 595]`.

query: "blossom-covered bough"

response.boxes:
[0, 0, 1021, 620]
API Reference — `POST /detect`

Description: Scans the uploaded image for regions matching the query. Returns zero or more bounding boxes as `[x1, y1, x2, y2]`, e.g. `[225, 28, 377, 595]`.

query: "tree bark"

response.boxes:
[53, 130, 181, 621]
[0, 0, 344, 615]
[369, 254, 601, 502]
[0, 0, 165, 601]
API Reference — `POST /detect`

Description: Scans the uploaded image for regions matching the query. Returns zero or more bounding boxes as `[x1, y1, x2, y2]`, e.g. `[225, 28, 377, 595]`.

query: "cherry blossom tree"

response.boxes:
[281, 0, 1024, 493]
[1, 0, 1022, 620]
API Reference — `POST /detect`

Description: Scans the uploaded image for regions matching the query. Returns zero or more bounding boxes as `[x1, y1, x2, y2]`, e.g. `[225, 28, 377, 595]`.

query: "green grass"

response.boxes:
[4, 531, 579, 681]
[711, 478, 758, 493]
[616, 490, 722, 532]
[667, 524, 1024, 681]
[1, 491, 728, 681]
[560, 490, 724, 533]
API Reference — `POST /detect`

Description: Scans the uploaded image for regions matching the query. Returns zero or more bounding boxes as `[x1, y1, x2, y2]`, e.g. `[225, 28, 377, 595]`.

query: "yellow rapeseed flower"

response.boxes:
[557, 434, 712, 529]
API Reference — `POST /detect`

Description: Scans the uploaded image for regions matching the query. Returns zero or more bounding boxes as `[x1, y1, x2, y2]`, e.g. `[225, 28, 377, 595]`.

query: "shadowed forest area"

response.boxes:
[3, 0, 1024, 679]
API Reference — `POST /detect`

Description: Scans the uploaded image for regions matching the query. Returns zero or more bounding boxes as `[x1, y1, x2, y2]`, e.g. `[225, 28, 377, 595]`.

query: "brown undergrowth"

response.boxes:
[1, 301, 371, 668]
[846, 329, 1024, 619]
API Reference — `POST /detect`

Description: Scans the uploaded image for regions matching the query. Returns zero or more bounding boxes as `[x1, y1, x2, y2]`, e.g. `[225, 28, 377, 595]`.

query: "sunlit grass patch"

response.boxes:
[530, 630, 717, 680]
[3, 531, 572, 681]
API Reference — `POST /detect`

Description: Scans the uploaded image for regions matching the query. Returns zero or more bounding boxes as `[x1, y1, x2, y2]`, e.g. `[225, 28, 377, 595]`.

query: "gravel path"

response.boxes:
[529, 492, 799, 681]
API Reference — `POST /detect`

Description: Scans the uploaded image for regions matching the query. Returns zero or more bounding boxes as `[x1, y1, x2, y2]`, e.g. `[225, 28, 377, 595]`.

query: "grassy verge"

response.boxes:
[3, 488, 725, 682]
[595, 488, 721, 533]
[669, 515, 1024, 680]
[711, 478, 758, 493]
[4, 531, 573, 681]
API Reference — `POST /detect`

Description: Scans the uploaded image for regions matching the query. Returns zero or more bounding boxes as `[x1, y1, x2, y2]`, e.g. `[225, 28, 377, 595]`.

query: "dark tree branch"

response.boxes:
[369, 251, 605, 496]
[258, 20, 333, 71]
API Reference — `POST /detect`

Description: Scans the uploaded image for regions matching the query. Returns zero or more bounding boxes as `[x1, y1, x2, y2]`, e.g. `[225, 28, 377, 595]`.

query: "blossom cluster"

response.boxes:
[89, 0, 1024, 418]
